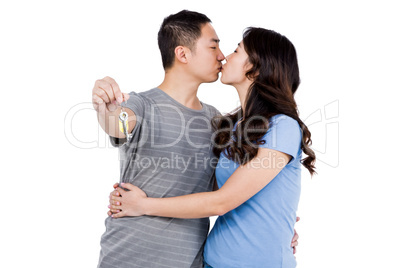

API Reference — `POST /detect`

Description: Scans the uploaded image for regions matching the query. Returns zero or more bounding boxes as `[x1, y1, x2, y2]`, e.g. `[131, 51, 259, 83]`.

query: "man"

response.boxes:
[92, 10, 298, 268]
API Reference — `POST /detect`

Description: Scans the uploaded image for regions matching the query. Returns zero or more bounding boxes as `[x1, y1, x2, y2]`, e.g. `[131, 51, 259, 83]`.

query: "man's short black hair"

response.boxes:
[158, 10, 212, 70]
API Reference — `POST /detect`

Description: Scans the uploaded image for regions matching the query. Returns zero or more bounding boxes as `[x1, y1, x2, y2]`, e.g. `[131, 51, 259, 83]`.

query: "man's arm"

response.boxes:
[92, 76, 136, 138]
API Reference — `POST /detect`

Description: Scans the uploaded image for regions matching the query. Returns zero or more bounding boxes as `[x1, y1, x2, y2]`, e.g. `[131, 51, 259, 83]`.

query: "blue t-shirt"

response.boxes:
[204, 114, 302, 268]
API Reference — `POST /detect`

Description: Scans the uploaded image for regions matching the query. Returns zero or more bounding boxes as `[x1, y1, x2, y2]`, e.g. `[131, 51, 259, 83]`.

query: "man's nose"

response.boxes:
[217, 48, 225, 61]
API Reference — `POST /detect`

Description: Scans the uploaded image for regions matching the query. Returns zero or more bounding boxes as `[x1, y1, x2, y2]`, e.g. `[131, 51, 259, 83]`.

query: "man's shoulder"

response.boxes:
[201, 102, 221, 117]
[127, 88, 160, 104]
[128, 88, 156, 98]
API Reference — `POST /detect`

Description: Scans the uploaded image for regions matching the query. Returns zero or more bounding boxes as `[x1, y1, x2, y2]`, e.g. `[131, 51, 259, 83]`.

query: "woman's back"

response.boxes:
[204, 115, 302, 267]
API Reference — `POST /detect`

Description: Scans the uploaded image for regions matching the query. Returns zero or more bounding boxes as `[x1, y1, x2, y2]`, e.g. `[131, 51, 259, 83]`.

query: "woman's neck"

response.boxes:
[234, 82, 252, 112]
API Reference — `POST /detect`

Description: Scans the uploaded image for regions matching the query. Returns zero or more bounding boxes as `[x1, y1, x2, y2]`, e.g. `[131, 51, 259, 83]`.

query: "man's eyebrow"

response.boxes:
[211, 38, 220, 43]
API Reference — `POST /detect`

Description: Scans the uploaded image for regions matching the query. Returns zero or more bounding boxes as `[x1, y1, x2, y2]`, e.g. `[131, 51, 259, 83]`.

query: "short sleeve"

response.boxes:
[122, 91, 145, 120]
[109, 91, 146, 147]
[259, 115, 302, 163]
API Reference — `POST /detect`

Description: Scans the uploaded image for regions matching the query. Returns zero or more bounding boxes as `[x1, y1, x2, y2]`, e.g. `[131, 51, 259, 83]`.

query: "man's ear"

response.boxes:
[174, 46, 190, 64]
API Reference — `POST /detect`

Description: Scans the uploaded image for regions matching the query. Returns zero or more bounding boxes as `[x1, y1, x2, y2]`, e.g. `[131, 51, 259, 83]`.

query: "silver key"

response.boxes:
[119, 110, 132, 142]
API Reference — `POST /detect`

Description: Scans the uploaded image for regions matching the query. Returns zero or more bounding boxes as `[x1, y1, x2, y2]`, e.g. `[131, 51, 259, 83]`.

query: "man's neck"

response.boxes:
[158, 69, 203, 110]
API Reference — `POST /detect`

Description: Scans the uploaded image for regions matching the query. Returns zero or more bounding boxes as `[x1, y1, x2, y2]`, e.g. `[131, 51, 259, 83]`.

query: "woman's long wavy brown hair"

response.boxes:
[212, 27, 316, 176]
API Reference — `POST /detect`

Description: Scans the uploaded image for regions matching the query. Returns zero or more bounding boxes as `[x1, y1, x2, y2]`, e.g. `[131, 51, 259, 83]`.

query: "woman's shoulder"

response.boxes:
[261, 114, 302, 145]
[269, 114, 300, 129]
[259, 114, 302, 158]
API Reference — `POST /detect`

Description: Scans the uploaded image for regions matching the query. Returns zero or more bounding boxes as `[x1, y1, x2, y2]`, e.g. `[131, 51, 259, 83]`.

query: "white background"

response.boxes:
[1, 0, 401, 267]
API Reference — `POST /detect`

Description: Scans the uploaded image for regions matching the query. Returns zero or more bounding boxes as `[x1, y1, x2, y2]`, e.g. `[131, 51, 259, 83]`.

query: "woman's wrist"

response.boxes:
[140, 197, 152, 216]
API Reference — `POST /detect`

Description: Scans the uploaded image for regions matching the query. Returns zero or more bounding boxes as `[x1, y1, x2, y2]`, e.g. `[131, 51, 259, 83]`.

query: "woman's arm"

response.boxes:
[110, 148, 290, 219]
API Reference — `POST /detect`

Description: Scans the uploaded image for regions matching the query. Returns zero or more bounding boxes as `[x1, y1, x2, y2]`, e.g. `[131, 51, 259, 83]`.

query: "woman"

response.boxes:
[109, 27, 315, 267]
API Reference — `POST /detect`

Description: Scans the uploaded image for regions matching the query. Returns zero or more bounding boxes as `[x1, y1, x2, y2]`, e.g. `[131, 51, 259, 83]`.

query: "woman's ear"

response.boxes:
[243, 58, 259, 81]
[245, 62, 258, 80]
[251, 70, 259, 79]
[174, 46, 190, 64]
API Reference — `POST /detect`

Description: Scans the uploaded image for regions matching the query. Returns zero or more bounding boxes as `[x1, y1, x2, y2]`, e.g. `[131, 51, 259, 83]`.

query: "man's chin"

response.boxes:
[203, 75, 220, 84]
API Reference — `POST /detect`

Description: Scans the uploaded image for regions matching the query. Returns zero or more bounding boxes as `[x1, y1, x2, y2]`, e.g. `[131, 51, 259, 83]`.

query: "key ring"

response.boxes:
[118, 94, 132, 142]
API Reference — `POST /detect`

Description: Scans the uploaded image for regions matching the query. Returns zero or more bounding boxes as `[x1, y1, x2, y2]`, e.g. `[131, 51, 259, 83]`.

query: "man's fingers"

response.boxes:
[92, 94, 106, 112]
[94, 79, 114, 103]
[123, 93, 130, 102]
[92, 77, 127, 113]
[103, 76, 123, 103]
[92, 94, 104, 105]
[113, 183, 119, 189]
[93, 88, 109, 105]
[296, 216, 300, 222]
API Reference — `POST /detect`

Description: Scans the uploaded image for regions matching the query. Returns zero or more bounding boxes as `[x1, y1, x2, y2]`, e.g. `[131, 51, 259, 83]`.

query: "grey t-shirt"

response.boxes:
[98, 88, 220, 268]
